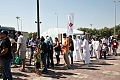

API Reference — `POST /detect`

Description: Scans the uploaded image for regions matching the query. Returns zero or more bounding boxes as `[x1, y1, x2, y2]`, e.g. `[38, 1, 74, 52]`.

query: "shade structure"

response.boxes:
[41, 28, 84, 38]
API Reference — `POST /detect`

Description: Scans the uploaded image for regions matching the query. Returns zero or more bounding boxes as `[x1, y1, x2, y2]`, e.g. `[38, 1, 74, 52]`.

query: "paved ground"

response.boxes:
[1, 43, 120, 80]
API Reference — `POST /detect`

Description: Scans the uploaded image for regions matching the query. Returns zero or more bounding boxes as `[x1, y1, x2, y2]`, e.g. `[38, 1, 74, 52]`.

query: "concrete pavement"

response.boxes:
[0, 43, 120, 80]
[11, 55, 120, 80]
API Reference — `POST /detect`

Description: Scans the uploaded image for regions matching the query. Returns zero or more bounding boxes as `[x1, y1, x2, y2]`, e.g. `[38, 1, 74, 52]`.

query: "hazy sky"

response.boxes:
[0, 0, 120, 33]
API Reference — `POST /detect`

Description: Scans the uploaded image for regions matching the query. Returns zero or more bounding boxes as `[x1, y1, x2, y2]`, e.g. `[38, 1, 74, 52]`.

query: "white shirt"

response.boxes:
[17, 35, 26, 52]
[102, 38, 108, 44]
[92, 40, 96, 49]
[95, 41, 101, 51]
[81, 39, 89, 51]
[89, 44, 93, 51]
[73, 38, 79, 50]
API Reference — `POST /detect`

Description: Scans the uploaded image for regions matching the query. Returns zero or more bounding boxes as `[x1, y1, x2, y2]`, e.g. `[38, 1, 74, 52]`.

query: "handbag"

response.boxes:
[55, 45, 61, 51]
[14, 54, 22, 65]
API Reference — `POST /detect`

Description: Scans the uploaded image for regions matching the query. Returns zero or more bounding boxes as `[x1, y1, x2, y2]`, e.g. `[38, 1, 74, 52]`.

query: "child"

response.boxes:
[34, 47, 41, 76]
[102, 43, 107, 59]
[89, 41, 93, 58]
[99, 40, 103, 59]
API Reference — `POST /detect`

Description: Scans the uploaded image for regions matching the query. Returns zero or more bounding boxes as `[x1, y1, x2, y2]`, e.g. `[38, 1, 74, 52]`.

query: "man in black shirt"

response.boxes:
[0, 30, 13, 80]
[0, 33, 3, 77]
[68, 35, 74, 65]
[40, 36, 48, 73]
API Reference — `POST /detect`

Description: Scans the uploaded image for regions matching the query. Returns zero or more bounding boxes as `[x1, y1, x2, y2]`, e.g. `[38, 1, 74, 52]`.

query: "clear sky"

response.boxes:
[0, 0, 120, 33]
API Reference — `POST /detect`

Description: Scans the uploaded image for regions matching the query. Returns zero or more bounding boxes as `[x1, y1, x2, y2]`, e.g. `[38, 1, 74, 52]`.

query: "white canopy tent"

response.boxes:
[41, 28, 84, 38]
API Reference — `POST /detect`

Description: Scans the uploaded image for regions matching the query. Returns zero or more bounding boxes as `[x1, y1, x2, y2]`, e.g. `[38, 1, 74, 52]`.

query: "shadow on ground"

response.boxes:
[90, 59, 114, 66]
[116, 53, 120, 56]
[73, 62, 101, 70]
[12, 72, 30, 77]
[12, 72, 30, 80]
[42, 70, 76, 79]
[25, 66, 35, 73]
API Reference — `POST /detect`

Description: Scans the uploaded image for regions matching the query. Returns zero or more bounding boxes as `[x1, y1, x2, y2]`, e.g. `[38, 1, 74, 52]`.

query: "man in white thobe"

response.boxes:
[81, 36, 90, 64]
[78, 36, 83, 60]
[92, 39, 97, 57]
[94, 38, 101, 59]
[73, 35, 81, 61]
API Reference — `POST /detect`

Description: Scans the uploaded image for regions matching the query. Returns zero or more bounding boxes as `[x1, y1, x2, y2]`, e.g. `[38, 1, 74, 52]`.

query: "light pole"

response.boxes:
[37, 0, 40, 38]
[55, 13, 58, 28]
[90, 24, 93, 30]
[35, 21, 42, 25]
[114, 1, 116, 38]
[119, 1, 120, 24]
[35, 21, 42, 35]
[16, 16, 20, 31]
[19, 19, 22, 32]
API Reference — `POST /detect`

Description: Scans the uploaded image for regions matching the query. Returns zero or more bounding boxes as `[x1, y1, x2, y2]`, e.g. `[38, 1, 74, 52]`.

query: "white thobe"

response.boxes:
[73, 39, 81, 61]
[95, 41, 101, 59]
[81, 39, 90, 64]
[78, 39, 83, 60]
[92, 40, 97, 57]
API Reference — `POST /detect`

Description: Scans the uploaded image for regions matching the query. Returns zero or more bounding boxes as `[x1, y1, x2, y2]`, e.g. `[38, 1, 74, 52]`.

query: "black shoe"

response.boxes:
[68, 66, 74, 70]
[55, 63, 59, 66]
[19, 69, 25, 72]
[42, 70, 48, 74]
[47, 66, 49, 68]
[42, 71, 48, 74]
[28, 64, 31, 66]
[83, 60, 85, 64]
[51, 65, 54, 68]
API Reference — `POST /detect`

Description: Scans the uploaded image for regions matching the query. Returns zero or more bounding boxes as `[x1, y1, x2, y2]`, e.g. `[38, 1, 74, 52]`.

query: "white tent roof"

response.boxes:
[41, 28, 84, 38]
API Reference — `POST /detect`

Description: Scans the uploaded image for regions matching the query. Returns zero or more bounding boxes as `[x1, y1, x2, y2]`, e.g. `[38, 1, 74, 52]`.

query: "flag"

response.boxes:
[67, 13, 74, 36]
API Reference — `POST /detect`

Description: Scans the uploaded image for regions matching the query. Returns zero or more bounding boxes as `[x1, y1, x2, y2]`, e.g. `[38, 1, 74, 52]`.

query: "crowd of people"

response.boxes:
[0, 30, 119, 79]
[27, 33, 119, 76]
[0, 31, 27, 80]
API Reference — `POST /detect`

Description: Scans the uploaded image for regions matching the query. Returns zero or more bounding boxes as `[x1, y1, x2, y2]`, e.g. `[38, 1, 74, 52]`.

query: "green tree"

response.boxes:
[28, 32, 37, 39]
[77, 24, 120, 39]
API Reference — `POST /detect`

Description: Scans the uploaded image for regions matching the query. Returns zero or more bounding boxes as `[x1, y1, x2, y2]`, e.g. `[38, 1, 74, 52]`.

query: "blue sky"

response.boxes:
[0, 0, 120, 33]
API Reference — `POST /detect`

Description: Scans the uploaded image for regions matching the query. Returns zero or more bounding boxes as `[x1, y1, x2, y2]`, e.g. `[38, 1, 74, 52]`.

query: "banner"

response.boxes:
[67, 13, 74, 36]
